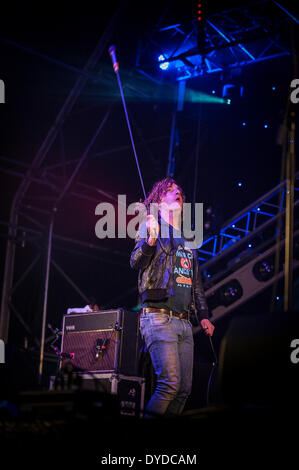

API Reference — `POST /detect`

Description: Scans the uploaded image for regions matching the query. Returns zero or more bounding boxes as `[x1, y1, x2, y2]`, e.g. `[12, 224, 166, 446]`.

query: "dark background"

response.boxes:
[0, 0, 298, 399]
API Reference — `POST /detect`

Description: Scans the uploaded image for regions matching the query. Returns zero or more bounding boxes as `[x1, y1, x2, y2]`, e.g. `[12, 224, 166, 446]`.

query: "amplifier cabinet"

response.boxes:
[60, 309, 140, 375]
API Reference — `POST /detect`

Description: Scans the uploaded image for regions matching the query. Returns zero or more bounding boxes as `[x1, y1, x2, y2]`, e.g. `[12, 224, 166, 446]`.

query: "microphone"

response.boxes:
[109, 45, 119, 73]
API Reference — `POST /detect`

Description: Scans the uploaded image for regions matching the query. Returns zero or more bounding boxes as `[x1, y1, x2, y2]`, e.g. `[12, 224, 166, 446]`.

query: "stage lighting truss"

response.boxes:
[136, 1, 298, 82]
[252, 233, 299, 282]
[192, 229, 299, 331]
[252, 255, 275, 282]
[198, 172, 299, 270]
[207, 279, 243, 311]
[191, 171, 299, 328]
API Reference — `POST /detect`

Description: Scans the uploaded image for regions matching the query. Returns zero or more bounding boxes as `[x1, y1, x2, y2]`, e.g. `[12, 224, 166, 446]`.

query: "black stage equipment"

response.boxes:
[218, 309, 299, 407]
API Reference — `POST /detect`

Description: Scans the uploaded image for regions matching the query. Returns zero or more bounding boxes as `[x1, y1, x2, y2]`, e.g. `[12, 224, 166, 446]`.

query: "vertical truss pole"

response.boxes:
[284, 19, 297, 312]
[38, 211, 55, 385]
[0, 209, 18, 342]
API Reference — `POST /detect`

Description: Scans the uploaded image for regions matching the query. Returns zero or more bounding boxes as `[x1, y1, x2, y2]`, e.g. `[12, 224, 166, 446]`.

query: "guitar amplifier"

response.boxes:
[60, 309, 140, 375]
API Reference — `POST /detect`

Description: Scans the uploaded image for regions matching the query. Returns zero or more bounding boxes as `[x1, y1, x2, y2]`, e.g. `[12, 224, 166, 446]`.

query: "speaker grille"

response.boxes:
[62, 330, 117, 372]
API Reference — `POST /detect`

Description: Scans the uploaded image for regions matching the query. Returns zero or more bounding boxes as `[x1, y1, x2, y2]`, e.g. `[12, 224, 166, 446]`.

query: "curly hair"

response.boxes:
[144, 177, 185, 208]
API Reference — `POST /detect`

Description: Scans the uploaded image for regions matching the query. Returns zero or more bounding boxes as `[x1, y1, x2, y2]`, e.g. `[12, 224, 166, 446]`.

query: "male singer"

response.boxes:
[130, 177, 214, 417]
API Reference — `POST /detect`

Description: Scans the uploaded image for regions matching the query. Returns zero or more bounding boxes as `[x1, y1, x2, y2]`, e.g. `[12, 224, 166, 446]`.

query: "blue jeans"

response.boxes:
[139, 311, 194, 417]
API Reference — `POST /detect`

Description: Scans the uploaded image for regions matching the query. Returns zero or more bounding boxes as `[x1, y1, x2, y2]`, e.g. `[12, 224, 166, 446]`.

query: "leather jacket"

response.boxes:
[130, 220, 209, 322]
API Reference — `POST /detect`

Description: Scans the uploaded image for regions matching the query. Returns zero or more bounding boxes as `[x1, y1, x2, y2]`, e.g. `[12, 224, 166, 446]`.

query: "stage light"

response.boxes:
[206, 279, 243, 311]
[160, 62, 169, 70]
[264, 124, 268, 128]
[158, 54, 169, 70]
[253, 255, 275, 282]
[222, 83, 244, 104]
[218, 279, 243, 307]
[272, 86, 276, 91]
[294, 234, 299, 260]
[238, 182, 242, 187]
[248, 244, 252, 248]
[242, 122, 246, 126]
[197, 1, 202, 22]
[276, 296, 280, 300]
[185, 88, 228, 104]
[212, 90, 216, 94]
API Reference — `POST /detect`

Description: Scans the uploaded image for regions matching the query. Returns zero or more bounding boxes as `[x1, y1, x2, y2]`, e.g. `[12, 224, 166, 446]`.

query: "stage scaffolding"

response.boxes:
[0, 0, 297, 384]
[0, 1, 131, 382]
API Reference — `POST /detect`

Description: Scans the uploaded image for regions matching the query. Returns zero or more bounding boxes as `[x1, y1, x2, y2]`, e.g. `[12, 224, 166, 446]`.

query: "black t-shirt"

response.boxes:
[144, 223, 193, 314]
[167, 245, 193, 314]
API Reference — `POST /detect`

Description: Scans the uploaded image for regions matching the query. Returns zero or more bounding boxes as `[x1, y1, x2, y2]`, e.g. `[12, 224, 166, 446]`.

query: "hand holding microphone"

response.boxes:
[146, 214, 159, 246]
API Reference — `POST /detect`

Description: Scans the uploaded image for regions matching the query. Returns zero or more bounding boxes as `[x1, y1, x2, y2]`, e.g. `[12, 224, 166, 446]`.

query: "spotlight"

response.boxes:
[212, 90, 216, 94]
[242, 122, 246, 126]
[252, 255, 275, 282]
[158, 54, 169, 70]
[222, 83, 244, 104]
[197, 1, 202, 22]
[160, 62, 169, 70]
[238, 182, 242, 187]
[264, 124, 268, 128]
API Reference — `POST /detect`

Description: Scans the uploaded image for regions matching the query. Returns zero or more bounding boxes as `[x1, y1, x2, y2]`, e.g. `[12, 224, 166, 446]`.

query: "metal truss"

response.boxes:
[193, 228, 299, 334]
[198, 171, 299, 267]
[136, 1, 298, 82]
[190, 172, 299, 331]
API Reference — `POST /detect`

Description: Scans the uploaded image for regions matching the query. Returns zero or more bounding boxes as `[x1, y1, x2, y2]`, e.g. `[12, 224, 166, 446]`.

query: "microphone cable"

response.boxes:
[206, 334, 218, 407]
[109, 45, 147, 201]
